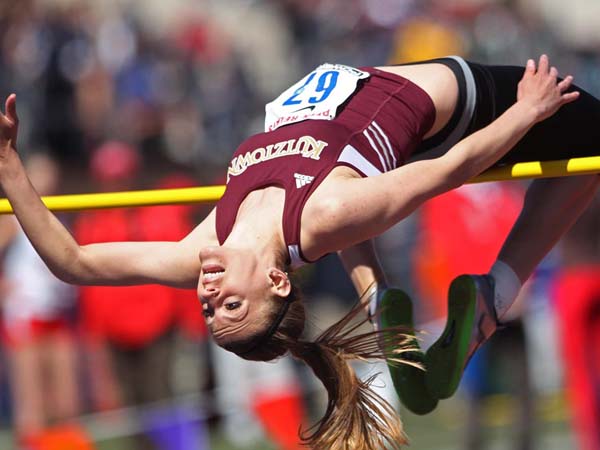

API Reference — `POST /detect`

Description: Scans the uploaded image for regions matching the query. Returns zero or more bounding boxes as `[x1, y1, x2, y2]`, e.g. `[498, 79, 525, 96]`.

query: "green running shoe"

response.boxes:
[376, 289, 438, 415]
[425, 274, 500, 400]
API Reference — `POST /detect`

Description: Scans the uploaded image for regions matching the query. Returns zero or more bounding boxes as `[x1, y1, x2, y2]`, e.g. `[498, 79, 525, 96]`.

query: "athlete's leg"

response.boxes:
[465, 60, 600, 320]
[498, 174, 600, 286]
[426, 59, 600, 399]
[427, 176, 600, 399]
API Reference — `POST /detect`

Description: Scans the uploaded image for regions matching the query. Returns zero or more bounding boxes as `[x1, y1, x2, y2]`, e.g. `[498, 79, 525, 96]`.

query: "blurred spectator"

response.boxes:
[1, 0, 598, 177]
[553, 192, 600, 450]
[0, 153, 83, 448]
[388, 13, 466, 64]
[73, 142, 208, 450]
[0, 0, 599, 448]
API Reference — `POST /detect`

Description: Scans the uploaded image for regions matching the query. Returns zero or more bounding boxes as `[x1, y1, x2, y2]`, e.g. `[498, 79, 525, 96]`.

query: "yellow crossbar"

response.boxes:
[470, 155, 600, 183]
[0, 156, 598, 214]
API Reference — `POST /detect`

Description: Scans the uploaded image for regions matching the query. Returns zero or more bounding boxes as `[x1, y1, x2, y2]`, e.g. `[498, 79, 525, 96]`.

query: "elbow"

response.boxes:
[444, 172, 467, 192]
[47, 248, 89, 285]
[47, 263, 83, 285]
[439, 149, 479, 190]
[51, 269, 79, 285]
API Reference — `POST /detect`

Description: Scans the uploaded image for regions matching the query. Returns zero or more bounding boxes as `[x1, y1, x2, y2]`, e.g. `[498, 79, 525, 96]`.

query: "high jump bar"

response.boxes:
[0, 155, 598, 214]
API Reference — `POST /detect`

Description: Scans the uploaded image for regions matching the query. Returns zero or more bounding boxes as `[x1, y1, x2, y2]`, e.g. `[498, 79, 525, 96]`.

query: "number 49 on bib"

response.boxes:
[265, 64, 370, 132]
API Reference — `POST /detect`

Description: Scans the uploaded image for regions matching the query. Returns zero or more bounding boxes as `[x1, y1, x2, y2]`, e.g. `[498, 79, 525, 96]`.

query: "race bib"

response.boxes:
[265, 64, 370, 132]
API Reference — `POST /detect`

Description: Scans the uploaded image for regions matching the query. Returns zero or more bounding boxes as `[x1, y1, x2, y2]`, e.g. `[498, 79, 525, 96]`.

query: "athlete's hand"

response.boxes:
[517, 55, 579, 123]
[0, 94, 19, 156]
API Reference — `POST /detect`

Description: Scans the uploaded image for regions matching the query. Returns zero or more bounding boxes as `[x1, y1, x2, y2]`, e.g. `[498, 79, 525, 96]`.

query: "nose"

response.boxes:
[206, 287, 219, 296]
[198, 284, 220, 299]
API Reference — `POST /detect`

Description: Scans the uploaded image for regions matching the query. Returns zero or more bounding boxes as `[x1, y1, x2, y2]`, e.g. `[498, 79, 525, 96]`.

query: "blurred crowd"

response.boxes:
[0, 0, 599, 449]
[1, 0, 599, 179]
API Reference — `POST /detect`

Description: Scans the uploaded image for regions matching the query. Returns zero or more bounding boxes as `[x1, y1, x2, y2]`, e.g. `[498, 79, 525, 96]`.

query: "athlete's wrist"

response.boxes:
[0, 150, 24, 185]
[513, 97, 548, 124]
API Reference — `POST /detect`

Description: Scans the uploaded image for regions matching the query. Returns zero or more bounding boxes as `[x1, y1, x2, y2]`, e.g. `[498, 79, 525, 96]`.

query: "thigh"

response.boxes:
[469, 62, 600, 164]
[507, 85, 600, 163]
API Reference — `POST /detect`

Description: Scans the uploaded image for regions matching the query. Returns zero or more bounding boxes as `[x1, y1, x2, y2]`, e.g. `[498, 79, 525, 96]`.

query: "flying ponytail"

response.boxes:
[225, 282, 420, 449]
[286, 300, 418, 450]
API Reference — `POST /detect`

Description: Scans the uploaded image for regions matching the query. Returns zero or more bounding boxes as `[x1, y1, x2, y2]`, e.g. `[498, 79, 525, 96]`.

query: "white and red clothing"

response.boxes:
[2, 224, 75, 345]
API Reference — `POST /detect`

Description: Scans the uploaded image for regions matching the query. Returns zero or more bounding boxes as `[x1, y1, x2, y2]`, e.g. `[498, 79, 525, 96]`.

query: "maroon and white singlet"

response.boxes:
[216, 67, 436, 267]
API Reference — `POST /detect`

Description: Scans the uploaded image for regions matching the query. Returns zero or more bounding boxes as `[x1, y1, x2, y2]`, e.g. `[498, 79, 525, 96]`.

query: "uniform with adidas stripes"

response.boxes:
[215, 58, 600, 268]
[216, 66, 435, 267]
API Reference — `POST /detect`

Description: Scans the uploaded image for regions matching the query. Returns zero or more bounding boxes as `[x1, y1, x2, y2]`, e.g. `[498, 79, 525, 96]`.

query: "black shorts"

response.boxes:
[413, 56, 600, 165]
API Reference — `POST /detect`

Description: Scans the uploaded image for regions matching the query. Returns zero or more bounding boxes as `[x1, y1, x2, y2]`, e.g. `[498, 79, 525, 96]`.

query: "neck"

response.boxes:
[225, 187, 287, 266]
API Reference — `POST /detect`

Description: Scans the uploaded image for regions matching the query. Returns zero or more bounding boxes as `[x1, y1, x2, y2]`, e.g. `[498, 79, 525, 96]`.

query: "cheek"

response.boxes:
[205, 321, 217, 336]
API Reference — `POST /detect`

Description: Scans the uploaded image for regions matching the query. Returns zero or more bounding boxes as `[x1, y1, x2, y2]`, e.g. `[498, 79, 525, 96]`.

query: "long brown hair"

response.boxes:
[227, 283, 420, 450]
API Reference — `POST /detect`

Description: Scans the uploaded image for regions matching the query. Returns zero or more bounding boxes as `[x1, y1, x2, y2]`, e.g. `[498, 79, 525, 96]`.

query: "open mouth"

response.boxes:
[202, 264, 225, 282]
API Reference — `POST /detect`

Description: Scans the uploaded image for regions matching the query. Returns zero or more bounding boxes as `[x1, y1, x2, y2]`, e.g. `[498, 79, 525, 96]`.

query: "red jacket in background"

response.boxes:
[413, 182, 523, 321]
[74, 203, 206, 348]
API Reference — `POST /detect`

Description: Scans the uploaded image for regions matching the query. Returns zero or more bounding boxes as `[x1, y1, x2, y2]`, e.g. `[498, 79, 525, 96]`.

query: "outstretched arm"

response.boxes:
[315, 55, 579, 254]
[0, 95, 212, 288]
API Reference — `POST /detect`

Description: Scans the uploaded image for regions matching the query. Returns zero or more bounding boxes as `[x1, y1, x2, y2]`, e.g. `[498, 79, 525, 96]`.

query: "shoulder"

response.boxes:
[300, 167, 362, 259]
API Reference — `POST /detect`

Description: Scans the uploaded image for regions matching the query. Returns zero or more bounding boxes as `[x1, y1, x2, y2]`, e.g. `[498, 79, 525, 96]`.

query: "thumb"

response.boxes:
[5, 94, 18, 124]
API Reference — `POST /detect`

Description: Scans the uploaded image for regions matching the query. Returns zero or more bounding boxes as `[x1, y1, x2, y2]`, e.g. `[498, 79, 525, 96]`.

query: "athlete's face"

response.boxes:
[197, 246, 289, 341]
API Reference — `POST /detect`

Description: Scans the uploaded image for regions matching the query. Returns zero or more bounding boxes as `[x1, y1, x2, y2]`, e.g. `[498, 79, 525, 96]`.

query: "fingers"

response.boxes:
[556, 74, 579, 104]
[520, 55, 581, 117]
[524, 58, 536, 76]
[558, 75, 574, 92]
[538, 54, 549, 74]
[561, 91, 580, 104]
[524, 54, 555, 78]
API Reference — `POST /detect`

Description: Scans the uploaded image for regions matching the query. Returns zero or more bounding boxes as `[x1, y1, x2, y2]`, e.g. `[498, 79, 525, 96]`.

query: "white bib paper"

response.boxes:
[265, 64, 370, 132]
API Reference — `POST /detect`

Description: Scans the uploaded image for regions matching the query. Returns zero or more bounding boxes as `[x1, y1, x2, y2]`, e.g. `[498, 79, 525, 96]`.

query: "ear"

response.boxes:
[267, 268, 292, 298]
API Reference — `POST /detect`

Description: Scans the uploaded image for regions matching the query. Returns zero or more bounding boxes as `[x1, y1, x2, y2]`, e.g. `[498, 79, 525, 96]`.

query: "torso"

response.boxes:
[215, 62, 459, 265]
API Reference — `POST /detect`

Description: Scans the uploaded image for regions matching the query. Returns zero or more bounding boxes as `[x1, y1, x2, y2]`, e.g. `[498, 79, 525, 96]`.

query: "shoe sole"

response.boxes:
[379, 290, 438, 415]
[425, 275, 477, 399]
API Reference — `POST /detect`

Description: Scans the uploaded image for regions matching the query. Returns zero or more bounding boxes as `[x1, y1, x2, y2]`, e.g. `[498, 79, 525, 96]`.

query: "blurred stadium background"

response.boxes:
[0, 0, 599, 449]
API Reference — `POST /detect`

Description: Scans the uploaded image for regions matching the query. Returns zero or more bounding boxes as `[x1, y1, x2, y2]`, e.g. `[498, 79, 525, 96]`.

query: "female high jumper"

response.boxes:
[0, 54, 598, 449]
